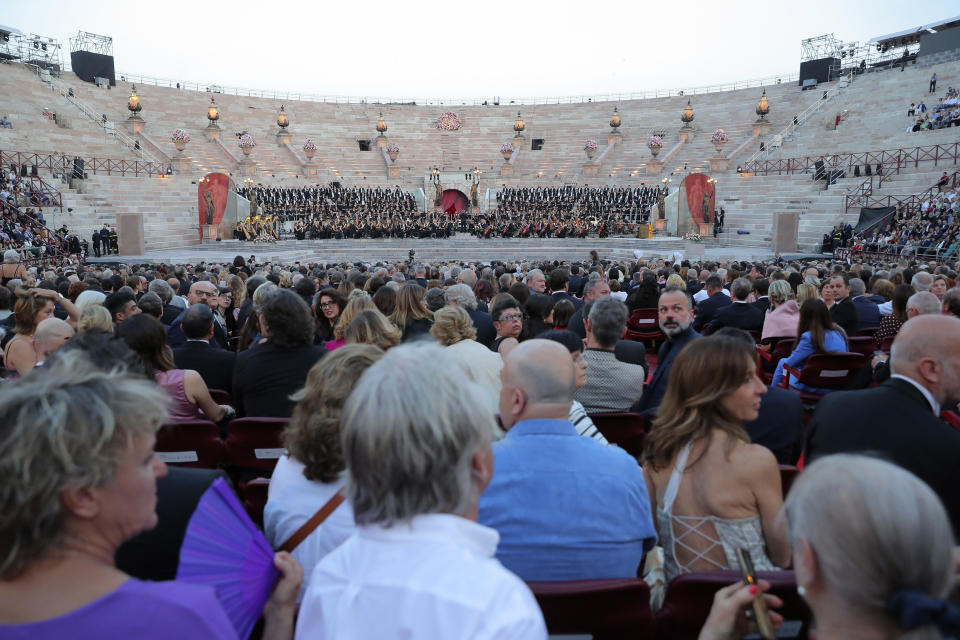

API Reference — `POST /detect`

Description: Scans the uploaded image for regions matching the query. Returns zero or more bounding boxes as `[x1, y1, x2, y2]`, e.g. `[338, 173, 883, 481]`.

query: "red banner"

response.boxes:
[198, 173, 230, 226]
[441, 189, 468, 217]
[683, 173, 715, 224]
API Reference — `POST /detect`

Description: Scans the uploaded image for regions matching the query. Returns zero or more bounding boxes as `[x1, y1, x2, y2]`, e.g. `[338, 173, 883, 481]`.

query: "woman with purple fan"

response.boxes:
[0, 351, 302, 640]
[265, 344, 385, 601]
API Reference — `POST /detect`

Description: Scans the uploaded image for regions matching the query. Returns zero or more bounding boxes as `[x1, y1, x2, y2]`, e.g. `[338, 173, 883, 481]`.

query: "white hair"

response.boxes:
[444, 283, 477, 310]
[75, 290, 107, 314]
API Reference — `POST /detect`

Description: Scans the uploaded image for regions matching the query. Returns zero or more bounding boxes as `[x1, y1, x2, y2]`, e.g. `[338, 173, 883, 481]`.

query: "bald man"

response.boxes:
[477, 340, 656, 581]
[33, 317, 74, 366]
[806, 314, 960, 533]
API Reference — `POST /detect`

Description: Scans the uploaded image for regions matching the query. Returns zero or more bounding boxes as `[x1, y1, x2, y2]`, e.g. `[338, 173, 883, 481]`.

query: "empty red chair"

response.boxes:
[208, 388, 232, 406]
[780, 352, 866, 404]
[527, 578, 655, 639]
[626, 308, 664, 347]
[223, 417, 288, 473]
[655, 570, 811, 640]
[238, 477, 270, 529]
[154, 419, 224, 469]
[846, 336, 879, 360]
[588, 412, 646, 457]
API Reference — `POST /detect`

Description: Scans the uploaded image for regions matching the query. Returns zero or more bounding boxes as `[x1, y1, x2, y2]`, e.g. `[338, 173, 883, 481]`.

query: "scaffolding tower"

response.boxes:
[69, 31, 113, 56]
[0, 31, 63, 72]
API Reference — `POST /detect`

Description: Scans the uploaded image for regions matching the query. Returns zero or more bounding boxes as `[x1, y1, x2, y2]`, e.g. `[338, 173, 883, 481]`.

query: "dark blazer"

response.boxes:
[161, 303, 183, 326]
[468, 308, 497, 347]
[805, 377, 960, 534]
[167, 309, 228, 350]
[752, 297, 771, 315]
[115, 467, 229, 581]
[568, 275, 584, 298]
[173, 340, 237, 393]
[615, 339, 649, 379]
[633, 326, 701, 417]
[693, 292, 732, 332]
[707, 301, 764, 334]
[829, 296, 859, 337]
[552, 290, 584, 310]
[852, 296, 881, 331]
[745, 386, 803, 464]
[233, 342, 325, 417]
[569, 306, 587, 340]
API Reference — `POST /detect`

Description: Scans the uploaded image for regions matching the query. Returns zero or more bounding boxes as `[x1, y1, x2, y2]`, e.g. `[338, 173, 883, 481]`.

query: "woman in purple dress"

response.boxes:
[0, 351, 301, 639]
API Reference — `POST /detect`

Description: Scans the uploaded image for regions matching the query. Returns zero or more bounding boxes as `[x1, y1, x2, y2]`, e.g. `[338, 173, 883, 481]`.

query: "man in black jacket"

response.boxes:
[825, 273, 858, 336]
[173, 304, 236, 393]
[805, 314, 960, 534]
[693, 275, 731, 333]
[167, 281, 228, 349]
[706, 277, 764, 334]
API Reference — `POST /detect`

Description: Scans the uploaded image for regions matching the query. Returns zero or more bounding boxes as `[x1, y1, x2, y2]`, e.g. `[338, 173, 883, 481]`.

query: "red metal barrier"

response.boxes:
[743, 141, 960, 177]
[0, 149, 163, 178]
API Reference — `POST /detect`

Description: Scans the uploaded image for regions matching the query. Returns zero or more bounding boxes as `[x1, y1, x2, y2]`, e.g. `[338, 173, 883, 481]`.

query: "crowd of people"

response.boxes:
[846, 185, 959, 259]
[907, 83, 960, 131]
[2, 247, 960, 639]
[0, 169, 82, 262]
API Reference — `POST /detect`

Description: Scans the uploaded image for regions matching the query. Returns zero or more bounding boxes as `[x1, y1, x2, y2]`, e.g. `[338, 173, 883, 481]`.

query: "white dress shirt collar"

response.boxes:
[359, 513, 499, 558]
[890, 374, 941, 415]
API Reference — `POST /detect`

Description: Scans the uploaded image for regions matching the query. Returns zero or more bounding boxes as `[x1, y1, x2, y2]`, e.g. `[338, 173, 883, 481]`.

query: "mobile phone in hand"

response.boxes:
[735, 547, 776, 640]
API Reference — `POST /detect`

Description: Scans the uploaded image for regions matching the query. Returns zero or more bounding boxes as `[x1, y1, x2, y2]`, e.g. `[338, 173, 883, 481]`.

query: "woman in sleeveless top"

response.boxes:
[0, 249, 28, 286]
[3, 288, 78, 376]
[116, 314, 230, 423]
[642, 334, 791, 582]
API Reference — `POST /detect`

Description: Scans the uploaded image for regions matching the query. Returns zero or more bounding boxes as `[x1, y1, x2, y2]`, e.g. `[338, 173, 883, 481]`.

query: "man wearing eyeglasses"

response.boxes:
[165, 281, 228, 349]
[490, 298, 524, 358]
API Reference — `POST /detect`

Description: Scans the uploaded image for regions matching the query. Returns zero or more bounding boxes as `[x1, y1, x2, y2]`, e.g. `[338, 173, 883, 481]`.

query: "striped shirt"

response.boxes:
[569, 400, 609, 445]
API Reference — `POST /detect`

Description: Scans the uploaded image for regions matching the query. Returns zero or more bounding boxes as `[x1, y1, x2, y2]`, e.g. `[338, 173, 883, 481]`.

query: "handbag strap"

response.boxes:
[278, 487, 345, 553]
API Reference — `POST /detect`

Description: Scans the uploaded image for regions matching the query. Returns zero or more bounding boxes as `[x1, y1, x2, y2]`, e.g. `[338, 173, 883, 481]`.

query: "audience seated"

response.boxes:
[172, 304, 237, 393]
[296, 343, 546, 638]
[478, 339, 656, 580]
[825, 273, 859, 336]
[32, 317, 74, 366]
[574, 297, 646, 413]
[344, 308, 401, 351]
[642, 335, 791, 582]
[431, 306, 502, 412]
[537, 329, 608, 444]
[693, 275, 731, 333]
[389, 282, 433, 342]
[771, 299, 848, 392]
[875, 283, 914, 342]
[265, 344, 384, 601]
[489, 297, 523, 357]
[3, 287, 77, 376]
[705, 277, 763, 334]
[849, 277, 881, 330]
[166, 281, 228, 349]
[760, 279, 800, 344]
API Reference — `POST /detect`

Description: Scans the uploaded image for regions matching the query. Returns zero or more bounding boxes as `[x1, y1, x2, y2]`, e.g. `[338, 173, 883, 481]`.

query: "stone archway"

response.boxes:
[441, 189, 469, 217]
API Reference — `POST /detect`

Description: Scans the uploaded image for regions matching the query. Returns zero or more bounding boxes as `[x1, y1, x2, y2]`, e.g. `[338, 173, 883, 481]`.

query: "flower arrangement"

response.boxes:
[386, 142, 400, 153]
[683, 231, 703, 243]
[647, 135, 663, 149]
[584, 139, 598, 152]
[435, 112, 462, 131]
[171, 129, 190, 143]
[500, 141, 515, 154]
[711, 129, 728, 143]
[302, 138, 317, 151]
[238, 133, 256, 148]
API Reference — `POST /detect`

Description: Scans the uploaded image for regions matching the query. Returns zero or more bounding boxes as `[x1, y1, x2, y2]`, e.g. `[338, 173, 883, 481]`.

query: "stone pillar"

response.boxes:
[679, 129, 694, 142]
[645, 160, 664, 175]
[654, 218, 666, 232]
[513, 135, 524, 150]
[388, 165, 403, 179]
[304, 162, 319, 177]
[608, 132, 622, 146]
[201, 224, 219, 242]
[239, 158, 257, 177]
[204, 124, 221, 141]
[171, 156, 192, 173]
[500, 164, 514, 177]
[376, 136, 388, 148]
[709, 157, 731, 172]
[276, 131, 292, 145]
[698, 222, 714, 237]
[124, 116, 145, 134]
[753, 121, 772, 135]
[116, 213, 144, 255]
[583, 163, 599, 177]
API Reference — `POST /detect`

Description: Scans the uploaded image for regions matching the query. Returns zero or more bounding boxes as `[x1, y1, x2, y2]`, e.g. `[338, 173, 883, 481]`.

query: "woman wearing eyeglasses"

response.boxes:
[490, 297, 524, 358]
[313, 288, 347, 344]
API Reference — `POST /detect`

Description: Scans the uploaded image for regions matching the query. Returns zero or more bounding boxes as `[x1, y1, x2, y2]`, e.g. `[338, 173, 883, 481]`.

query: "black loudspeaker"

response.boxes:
[72, 158, 85, 180]
[20, 165, 27, 177]
[798, 57, 839, 86]
[30, 165, 38, 177]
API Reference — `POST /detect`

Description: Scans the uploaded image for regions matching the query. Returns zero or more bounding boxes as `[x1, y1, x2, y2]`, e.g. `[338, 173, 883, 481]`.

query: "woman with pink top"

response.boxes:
[760, 280, 800, 347]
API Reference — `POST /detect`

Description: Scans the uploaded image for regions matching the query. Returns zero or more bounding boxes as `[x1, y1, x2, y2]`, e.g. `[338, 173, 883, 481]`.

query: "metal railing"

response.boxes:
[743, 141, 960, 178]
[104, 68, 800, 106]
[0, 194, 72, 265]
[0, 150, 165, 178]
[847, 170, 960, 216]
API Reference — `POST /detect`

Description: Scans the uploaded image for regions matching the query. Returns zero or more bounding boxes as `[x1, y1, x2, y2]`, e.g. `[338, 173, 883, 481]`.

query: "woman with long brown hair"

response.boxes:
[642, 334, 790, 582]
[3, 288, 78, 376]
[388, 282, 433, 342]
[875, 283, 914, 343]
[314, 288, 347, 344]
[771, 298, 848, 392]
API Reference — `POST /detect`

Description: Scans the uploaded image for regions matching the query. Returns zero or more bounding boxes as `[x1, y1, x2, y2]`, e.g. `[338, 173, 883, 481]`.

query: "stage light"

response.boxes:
[276, 105, 289, 130]
[755, 90, 770, 121]
[513, 112, 525, 134]
[127, 85, 141, 114]
[207, 97, 219, 123]
[681, 100, 694, 128]
[376, 111, 387, 136]
[609, 106, 621, 131]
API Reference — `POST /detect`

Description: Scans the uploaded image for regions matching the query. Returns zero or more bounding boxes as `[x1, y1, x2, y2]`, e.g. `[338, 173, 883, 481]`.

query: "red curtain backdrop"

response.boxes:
[198, 173, 230, 226]
[683, 173, 715, 224]
[441, 189, 468, 217]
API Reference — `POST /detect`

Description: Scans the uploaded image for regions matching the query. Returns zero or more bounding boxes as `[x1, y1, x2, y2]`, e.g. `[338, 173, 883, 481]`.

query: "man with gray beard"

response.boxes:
[632, 286, 701, 417]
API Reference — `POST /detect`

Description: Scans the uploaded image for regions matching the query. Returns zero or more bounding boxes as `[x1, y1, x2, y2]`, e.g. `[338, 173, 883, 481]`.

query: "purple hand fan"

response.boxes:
[176, 477, 278, 639]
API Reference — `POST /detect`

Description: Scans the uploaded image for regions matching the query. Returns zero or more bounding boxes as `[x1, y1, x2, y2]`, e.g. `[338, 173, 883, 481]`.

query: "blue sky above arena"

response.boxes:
[4, 1, 939, 101]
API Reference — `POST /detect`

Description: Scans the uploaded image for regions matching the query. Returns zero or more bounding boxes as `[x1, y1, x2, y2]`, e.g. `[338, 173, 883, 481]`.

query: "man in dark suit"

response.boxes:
[173, 304, 236, 393]
[706, 277, 764, 334]
[849, 277, 880, 331]
[569, 279, 611, 339]
[167, 281, 228, 349]
[805, 315, 960, 533]
[751, 278, 770, 314]
[826, 273, 859, 336]
[634, 287, 700, 417]
[549, 269, 583, 310]
[693, 275, 731, 333]
[568, 265, 584, 299]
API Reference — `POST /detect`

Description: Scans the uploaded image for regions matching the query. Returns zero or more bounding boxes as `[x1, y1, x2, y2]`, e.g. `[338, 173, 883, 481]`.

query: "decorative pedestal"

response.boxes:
[376, 136, 388, 148]
[205, 124, 221, 141]
[303, 162, 319, 177]
[708, 157, 731, 172]
[685, 242, 706, 257]
[679, 129, 694, 142]
[276, 131, 292, 145]
[644, 160, 664, 175]
[171, 156, 192, 173]
[239, 158, 257, 176]
[387, 151, 399, 162]
[500, 164, 514, 177]
[201, 224, 219, 242]
[608, 132, 622, 145]
[513, 136, 524, 150]
[387, 165, 403, 179]
[583, 163, 599, 177]
[698, 222, 714, 237]
[654, 218, 666, 232]
[636, 223, 652, 239]
[753, 121, 772, 135]
[124, 116, 145, 133]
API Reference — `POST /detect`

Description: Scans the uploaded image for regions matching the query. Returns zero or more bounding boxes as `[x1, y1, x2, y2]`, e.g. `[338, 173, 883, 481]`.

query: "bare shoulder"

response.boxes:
[729, 441, 779, 477]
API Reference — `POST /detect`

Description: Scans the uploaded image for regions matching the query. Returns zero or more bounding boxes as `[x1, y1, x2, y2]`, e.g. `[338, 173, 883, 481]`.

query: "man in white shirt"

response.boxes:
[295, 343, 546, 640]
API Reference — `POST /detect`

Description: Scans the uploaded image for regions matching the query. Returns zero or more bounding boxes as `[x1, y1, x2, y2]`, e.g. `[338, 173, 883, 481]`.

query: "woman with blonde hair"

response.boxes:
[642, 334, 790, 582]
[265, 344, 384, 601]
[389, 282, 433, 342]
[761, 279, 800, 346]
[430, 306, 502, 411]
[3, 288, 78, 376]
[345, 309, 401, 351]
[77, 305, 114, 334]
[796, 282, 819, 306]
[327, 295, 377, 352]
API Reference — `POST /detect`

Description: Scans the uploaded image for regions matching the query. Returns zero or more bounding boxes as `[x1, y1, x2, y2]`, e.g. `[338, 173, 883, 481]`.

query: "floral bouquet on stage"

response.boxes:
[435, 112, 462, 131]
[683, 231, 703, 243]
[710, 129, 728, 143]
[302, 138, 317, 152]
[238, 133, 256, 149]
[386, 142, 400, 153]
[584, 139, 599, 152]
[171, 129, 190, 143]
[646, 135, 663, 149]
[500, 142, 515, 154]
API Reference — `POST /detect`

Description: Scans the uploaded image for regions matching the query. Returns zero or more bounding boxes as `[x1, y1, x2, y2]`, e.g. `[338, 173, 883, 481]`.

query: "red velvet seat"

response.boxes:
[223, 417, 288, 473]
[589, 412, 646, 457]
[154, 419, 224, 469]
[208, 388, 232, 406]
[238, 477, 270, 529]
[626, 308, 664, 348]
[878, 335, 894, 352]
[747, 329, 763, 344]
[846, 336, 879, 360]
[781, 352, 866, 404]
[527, 578, 655, 639]
[655, 570, 811, 640]
[758, 338, 796, 384]
[856, 327, 878, 337]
